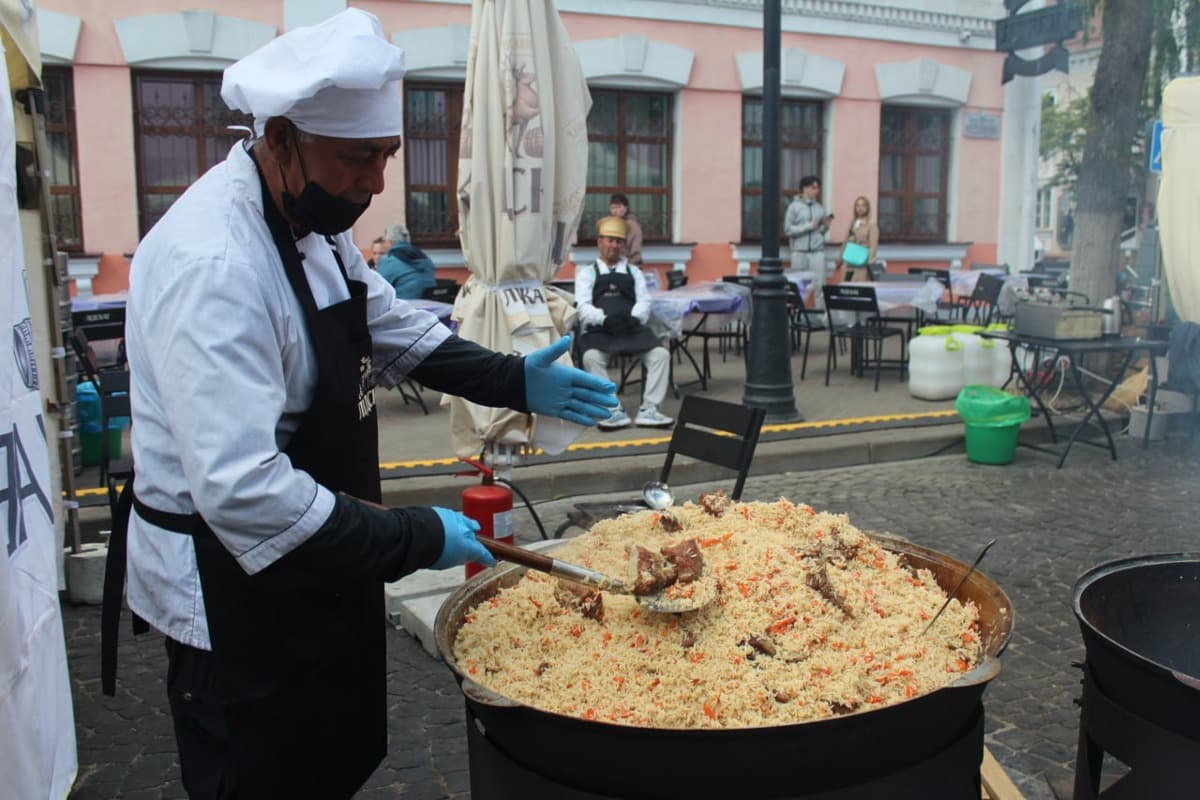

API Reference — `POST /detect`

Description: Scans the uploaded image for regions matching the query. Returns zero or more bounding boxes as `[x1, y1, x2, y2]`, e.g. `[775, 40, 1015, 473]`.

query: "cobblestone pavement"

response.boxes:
[65, 434, 1200, 799]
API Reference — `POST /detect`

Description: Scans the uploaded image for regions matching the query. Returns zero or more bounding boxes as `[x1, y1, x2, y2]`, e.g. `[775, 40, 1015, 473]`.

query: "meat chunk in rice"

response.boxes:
[698, 491, 732, 517]
[554, 582, 605, 622]
[629, 546, 678, 596]
[660, 538, 704, 583]
[657, 510, 684, 532]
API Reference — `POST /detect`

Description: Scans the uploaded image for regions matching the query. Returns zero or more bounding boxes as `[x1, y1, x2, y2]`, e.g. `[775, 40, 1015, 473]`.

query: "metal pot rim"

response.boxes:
[1072, 552, 1200, 686]
[435, 533, 1013, 732]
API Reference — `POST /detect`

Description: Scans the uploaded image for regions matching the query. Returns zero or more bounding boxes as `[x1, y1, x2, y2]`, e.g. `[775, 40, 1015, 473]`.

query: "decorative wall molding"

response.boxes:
[35, 8, 81, 65]
[575, 36, 694, 89]
[570, 244, 696, 266]
[392, 24, 471, 80]
[736, 48, 845, 98]
[283, 0, 346, 32]
[414, 1, 998, 50]
[423, 249, 467, 269]
[876, 242, 971, 262]
[730, 241, 971, 263]
[67, 256, 101, 296]
[114, 12, 276, 69]
[876, 58, 972, 107]
[712, 0, 995, 36]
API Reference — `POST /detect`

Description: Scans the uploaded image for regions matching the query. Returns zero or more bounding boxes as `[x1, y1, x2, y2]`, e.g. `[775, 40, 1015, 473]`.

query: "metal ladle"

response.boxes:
[353, 493, 707, 612]
[921, 538, 997, 636]
[641, 481, 674, 510]
[478, 537, 711, 614]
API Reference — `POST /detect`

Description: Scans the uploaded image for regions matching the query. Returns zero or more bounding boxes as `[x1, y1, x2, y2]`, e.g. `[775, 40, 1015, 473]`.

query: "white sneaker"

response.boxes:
[635, 405, 674, 427]
[597, 407, 632, 430]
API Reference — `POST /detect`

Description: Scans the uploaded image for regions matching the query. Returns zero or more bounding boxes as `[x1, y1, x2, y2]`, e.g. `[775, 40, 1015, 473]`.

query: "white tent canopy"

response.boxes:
[1158, 75, 1200, 323]
[449, 0, 591, 459]
[2, 4, 78, 797]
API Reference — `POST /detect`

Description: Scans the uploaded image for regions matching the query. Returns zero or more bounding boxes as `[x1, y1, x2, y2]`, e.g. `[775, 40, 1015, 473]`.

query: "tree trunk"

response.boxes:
[1070, 0, 1153, 307]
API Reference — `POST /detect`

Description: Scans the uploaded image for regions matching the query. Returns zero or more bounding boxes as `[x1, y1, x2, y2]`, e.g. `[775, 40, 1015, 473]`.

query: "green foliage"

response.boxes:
[1042, 0, 1197, 191]
[1040, 93, 1090, 188]
[1081, 0, 1200, 109]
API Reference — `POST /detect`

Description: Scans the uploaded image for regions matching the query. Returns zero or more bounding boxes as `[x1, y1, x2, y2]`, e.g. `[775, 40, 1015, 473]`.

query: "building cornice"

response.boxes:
[417, 0, 999, 49]
[670, 0, 996, 36]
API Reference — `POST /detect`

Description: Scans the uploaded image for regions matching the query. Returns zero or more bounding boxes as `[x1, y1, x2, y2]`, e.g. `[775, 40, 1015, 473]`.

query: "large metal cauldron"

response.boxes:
[1073, 553, 1200, 739]
[435, 535, 1013, 799]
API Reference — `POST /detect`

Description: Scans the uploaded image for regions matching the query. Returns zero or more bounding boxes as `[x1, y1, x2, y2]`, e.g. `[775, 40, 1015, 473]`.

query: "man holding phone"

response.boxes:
[785, 175, 834, 308]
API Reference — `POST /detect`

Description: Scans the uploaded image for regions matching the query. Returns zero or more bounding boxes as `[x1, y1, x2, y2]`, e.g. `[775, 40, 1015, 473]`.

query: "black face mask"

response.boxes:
[279, 130, 370, 236]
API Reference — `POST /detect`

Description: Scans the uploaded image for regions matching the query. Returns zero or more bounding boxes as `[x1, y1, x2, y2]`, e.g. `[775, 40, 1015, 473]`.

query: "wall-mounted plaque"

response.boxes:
[963, 112, 1001, 140]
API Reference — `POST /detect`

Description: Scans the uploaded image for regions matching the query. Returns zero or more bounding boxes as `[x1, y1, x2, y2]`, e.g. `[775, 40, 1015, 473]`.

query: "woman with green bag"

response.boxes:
[840, 196, 878, 280]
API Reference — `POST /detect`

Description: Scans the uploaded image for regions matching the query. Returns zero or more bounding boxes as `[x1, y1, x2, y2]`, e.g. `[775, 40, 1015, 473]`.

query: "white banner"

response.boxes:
[0, 42, 78, 799]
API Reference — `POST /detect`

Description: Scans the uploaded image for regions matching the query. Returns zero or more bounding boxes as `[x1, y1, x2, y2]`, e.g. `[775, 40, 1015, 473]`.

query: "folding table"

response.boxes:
[979, 330, 1169, 468]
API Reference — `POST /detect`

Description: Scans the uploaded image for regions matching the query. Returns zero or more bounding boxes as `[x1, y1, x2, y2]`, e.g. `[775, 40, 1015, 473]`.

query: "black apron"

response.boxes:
[576, 265, 661, 354]
[102, 156, 387, 798]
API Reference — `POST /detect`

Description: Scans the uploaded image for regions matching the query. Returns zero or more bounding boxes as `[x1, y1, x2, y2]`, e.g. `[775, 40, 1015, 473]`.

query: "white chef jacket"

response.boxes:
[573, 259, 652, 328]
[124, 141, 451, 650]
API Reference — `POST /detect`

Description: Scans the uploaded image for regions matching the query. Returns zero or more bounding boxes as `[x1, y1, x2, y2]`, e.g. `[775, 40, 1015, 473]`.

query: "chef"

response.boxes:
[574, 216, 674, 429]
[99, 10, 616, 799]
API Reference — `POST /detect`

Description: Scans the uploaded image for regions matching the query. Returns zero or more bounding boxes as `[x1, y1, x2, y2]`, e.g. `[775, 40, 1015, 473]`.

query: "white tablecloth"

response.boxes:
[648, 281, 749, 339]
[839, 279, 945, 315]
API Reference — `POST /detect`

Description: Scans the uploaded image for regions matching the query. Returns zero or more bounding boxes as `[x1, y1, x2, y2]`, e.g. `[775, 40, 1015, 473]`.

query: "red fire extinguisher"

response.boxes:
[458, 457, 513, 579]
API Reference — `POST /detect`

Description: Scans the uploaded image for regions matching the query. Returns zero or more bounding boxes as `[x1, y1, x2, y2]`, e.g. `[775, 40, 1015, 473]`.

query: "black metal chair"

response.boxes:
[552, 395, 766, 537]
[666, 271, 688, 290]
[954, 272, 1005, 325]
[785, 281, 825, 380]
[1022, 272, 1090, 306]
[421, 283, 459, 302]
[822, 284, 908, 391]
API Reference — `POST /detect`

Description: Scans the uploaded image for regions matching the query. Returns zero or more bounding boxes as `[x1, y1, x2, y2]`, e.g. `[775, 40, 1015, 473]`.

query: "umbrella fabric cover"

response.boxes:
[450, 0, 591, 457]
[1159, 76, 1200, 323]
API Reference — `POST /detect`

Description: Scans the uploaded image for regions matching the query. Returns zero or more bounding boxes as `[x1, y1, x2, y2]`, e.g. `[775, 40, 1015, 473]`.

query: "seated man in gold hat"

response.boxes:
[574, 216, 674, 429]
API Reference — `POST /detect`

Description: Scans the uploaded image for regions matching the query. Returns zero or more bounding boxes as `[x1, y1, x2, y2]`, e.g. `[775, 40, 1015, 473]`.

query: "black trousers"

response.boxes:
[165, 637, 381, 800]
[165, 638, 238, 799]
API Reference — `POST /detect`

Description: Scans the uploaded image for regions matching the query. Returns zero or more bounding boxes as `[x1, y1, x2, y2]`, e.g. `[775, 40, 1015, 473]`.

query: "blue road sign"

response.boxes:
[1149, 119, 1163, 174]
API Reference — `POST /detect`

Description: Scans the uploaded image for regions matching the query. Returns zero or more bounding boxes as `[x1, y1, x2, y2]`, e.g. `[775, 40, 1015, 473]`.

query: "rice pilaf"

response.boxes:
[452, 497, 982, 729]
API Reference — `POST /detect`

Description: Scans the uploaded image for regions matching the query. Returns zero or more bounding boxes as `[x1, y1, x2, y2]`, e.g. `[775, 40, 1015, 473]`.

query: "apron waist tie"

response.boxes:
[101, 479, 206, 696]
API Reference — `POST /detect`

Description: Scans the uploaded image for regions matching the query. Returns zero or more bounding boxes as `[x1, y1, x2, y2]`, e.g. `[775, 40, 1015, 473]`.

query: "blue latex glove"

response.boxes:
[524, 335, 619, 426]
[430, 507, 496, 570]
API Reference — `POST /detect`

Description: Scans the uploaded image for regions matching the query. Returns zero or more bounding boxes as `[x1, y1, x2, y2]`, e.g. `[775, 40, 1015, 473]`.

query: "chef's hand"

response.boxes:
[524, 335, 619, 426]
[430, 507, 496, 570]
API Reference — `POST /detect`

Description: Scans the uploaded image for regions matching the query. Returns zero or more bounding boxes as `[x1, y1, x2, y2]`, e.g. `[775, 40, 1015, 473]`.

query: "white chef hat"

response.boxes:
[221, 8, 406, 139]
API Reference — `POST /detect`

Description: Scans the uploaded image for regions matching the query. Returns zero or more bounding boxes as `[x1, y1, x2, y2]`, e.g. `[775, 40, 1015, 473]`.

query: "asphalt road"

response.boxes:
[64, 432, 1200, 799]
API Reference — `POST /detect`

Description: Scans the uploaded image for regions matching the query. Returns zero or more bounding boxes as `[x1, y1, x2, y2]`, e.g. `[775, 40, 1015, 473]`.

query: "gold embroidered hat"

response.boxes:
[596, 216, 628, 240]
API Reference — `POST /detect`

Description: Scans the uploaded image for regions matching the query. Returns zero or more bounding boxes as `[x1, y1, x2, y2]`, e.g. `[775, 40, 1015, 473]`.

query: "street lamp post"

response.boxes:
[743, 0, 800, 421]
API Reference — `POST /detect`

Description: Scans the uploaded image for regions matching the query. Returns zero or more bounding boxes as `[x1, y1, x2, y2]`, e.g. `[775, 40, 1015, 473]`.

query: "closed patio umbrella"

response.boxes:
[1158, 76, 1200, 323]
[449, 0, 591, 458]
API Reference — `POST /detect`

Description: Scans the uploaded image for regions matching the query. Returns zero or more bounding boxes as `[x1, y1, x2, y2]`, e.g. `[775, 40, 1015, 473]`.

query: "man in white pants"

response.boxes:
[575, 216, 673, 430]
[785, 175, 834, 308]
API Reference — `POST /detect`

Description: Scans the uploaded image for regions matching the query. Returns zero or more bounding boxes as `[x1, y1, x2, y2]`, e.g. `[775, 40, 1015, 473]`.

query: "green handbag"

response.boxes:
[841, 241, 869, 266]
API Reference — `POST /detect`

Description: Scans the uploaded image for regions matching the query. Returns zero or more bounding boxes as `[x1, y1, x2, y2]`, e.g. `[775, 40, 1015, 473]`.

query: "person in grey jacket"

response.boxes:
[785, 175, 834, 307]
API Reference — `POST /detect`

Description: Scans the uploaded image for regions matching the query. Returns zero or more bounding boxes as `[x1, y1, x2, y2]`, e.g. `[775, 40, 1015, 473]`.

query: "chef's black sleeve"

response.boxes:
[287, 494, 444, 583]
[408, 334, 529, 412]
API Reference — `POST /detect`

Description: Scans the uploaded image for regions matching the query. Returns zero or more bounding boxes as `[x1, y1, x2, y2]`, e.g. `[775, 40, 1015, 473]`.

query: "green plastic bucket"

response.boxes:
[955, 385, 1031, 465]
[963, 422, 1022, 465]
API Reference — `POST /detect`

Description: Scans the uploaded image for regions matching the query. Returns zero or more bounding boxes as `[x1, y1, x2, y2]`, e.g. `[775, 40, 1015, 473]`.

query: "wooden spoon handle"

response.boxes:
[477, 537, 556, 573]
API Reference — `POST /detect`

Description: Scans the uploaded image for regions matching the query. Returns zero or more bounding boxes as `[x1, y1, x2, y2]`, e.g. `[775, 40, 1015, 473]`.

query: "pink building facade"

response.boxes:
[37, 0, 1036, 294]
